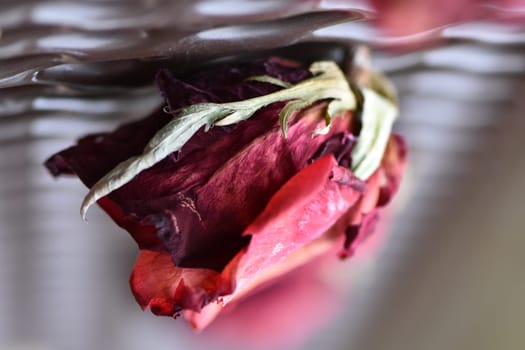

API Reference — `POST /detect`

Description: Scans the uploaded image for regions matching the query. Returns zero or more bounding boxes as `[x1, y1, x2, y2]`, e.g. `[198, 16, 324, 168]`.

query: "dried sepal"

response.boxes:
[351, 87, 397, 180]
[279, 99, 317, 138]
[245, 75, 292, 89]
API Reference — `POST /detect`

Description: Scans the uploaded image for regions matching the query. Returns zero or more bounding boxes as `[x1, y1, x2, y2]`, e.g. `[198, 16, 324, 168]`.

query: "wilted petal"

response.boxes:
[378, 134, 407, 207]
[130, 250, 233, 316]
[228, 154, 364, 295]
[339, 134, 407, 257]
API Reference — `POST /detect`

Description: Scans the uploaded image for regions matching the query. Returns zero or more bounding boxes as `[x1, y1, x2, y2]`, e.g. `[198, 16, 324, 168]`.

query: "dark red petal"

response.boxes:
[44, 110, 167, 188]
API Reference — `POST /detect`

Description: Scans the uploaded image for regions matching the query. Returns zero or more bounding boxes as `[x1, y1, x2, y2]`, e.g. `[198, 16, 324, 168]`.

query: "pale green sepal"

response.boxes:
[351, 87, 398, 180]
[246, 76, 292, 88]
[279, 99, 316, 138]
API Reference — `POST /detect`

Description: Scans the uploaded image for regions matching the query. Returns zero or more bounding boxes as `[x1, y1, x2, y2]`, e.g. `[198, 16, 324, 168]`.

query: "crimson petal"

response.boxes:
[130, 250, 234, 316]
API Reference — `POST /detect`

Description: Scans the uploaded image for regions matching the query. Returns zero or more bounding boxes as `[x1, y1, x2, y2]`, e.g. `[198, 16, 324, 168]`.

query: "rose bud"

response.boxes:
[45, 55, 406, 330]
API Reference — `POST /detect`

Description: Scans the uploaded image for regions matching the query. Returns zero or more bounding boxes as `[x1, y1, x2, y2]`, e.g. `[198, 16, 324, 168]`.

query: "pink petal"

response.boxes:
[229, 154, 364, 294]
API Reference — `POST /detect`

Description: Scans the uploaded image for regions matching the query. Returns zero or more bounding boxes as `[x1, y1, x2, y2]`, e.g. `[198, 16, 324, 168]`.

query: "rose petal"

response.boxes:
[129, 250, 234, 316]
[227, 154, 363, 294]
[378, 134, 407, 207]
[339, 134, 407, 257]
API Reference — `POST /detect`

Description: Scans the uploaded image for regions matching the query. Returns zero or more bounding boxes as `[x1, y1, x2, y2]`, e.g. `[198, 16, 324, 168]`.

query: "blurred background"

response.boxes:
[0, 1, 524, 349]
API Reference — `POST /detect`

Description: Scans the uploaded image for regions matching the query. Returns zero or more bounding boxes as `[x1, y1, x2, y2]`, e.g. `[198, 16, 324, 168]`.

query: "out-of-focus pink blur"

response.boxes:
[370, 0, 525, 35]
[200, 252, 345, 350]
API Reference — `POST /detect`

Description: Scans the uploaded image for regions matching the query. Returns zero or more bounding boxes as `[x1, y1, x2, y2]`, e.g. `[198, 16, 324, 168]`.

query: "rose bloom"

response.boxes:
[45, 58, 406, 332]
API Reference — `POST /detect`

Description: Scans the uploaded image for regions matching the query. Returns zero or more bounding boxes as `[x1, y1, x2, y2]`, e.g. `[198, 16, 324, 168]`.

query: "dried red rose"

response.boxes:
[45, 57, 406, 329]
